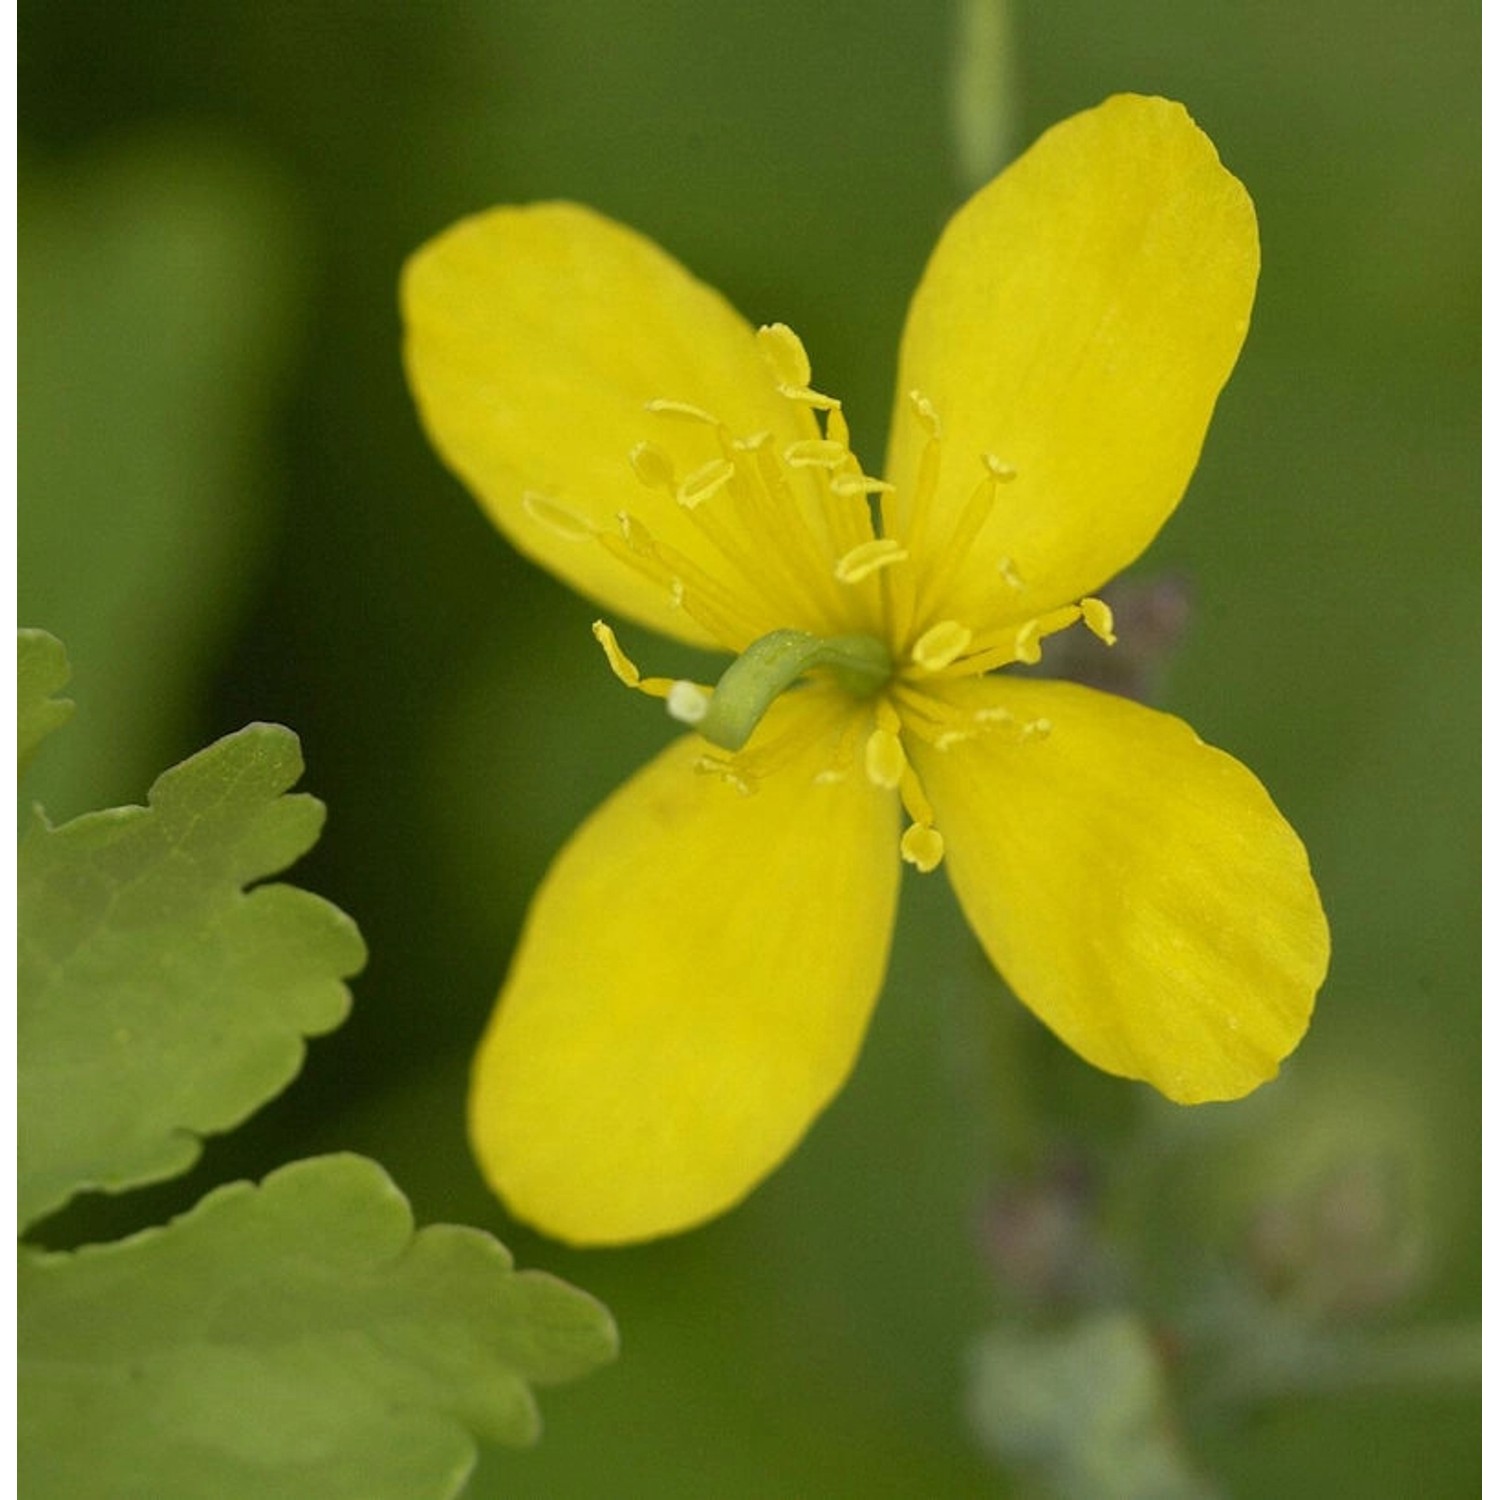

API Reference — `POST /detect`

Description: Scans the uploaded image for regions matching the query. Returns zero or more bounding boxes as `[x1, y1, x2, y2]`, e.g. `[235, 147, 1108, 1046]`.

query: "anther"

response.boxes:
[900, 823, 945, 873]
[522, 491, 595, 542]
[835, 538, 909, 584]
[997, 556, 1025, 591]
[864, 727, 906, 789]
[755, 323, 839, 409]
[629, 442, 676, 492]
[757, 323, 812, 389]
[644, 398, 724, 426]
[783, 438, 850, 469]
[1081, 597, 1118, 646]
[911, 620, 974, 672]
[675, 457, 736, 509]
[1013, 620, 1043, 664]
[982, 452, 1018, 482]
[830, 474, 896, 498]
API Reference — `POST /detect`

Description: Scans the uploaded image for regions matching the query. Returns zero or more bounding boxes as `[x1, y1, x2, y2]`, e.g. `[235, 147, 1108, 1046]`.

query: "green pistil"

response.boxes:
[690, 629, 891, 752]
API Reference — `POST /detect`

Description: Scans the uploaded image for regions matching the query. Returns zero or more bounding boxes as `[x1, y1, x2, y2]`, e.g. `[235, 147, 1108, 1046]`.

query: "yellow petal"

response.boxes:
[909, 677, 1327, 1102]
[886, 95, 1258, 626]
[469, 692, 900, 1244]
[402, 203, 820, 648]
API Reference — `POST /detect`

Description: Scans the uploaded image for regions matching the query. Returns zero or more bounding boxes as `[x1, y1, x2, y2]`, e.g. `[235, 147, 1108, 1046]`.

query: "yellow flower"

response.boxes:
[402, 94, 1329, 1247]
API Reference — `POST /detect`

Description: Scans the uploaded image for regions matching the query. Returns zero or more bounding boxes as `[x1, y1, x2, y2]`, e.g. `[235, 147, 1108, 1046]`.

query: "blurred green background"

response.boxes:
[19, 1, 1477, 1495]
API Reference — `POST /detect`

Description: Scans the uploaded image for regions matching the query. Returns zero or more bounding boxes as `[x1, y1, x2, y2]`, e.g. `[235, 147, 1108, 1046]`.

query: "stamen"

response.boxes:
[784, 438, 851, 469]
[591, 620, 675, 700]
[1081, 597, 1118, 646]
[1013, 619, 1042, 665]
[911, 461, 1002, 629]
[676, 457, 736, 509]
[756, 322, 840, 409]
[603, 511, 762, 645]
[863, 700, 908, 789]
[835, 538, 909, 584]
[736, 442, 854, 626]
[830, 474, 896, 498]
[644, 398, 724, 427]
[911, 619, 974, 672]
[757, 322, 811, 389]
[897, 768, 944, 873]
[629, 442, 676, 492]
[981, 452, 1018, 482]
[909, 389, 942, 439]
[886, 392, 944, 646]
[1013, 604, 1085, 665]
[522, 491, 595, 542]
[864, 728, 907, 789]
[901, 824, 945, 873]
[890, 683, 981, 748]
[997, 555, 1025, 591]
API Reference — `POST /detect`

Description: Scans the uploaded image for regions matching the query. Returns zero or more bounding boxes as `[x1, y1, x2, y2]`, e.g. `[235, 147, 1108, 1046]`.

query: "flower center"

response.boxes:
[541, 321, 1117, 873]
[668, 629, 892, 753]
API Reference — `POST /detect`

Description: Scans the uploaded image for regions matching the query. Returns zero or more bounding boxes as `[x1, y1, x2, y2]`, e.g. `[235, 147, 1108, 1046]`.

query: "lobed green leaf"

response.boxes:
[20, 1153, 619, 1500]
[18, 723, 367, 1231]
[18, 629, 74, 775]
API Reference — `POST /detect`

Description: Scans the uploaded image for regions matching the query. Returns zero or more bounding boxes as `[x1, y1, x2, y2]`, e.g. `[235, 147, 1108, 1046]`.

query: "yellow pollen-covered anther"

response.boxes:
[755, 322, 839, 409]
[900, 823, 945, 873]
[629, 441, 676, 492]
[864, 727, 907, 789]
[1081, 597, 1118, 646]
[830, 473, 896, 497]
[644, 398, 723, 426]
[982, 452, 1018, 482]
[997, 556, 1025, 591]
[522, 491, 595, 542]
[676, 458, 736, 509]
[835, 538, 909, 584]
[1013, 619, 1043, 665]
[911, 620, 974, 672]
[783, 439, 850, 469]
[757, 322, 812, 388]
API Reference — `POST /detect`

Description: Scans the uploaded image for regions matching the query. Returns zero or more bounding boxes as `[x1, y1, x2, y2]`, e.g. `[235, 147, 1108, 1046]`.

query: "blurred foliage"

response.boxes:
[19, 0, 1476, 1495]
[19, 135, 303, 823]
[18, 640, 617, 1498]
[968, 1313, 1214, 1500]
[18, 629, 74, 774]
